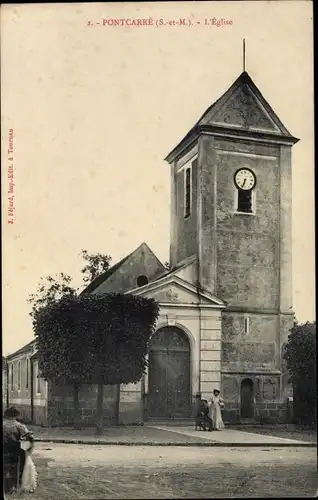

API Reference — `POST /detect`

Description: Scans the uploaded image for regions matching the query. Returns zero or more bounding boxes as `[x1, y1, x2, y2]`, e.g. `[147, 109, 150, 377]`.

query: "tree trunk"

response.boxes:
[95, 383, 104, 435]
[73, 384, 82, 430]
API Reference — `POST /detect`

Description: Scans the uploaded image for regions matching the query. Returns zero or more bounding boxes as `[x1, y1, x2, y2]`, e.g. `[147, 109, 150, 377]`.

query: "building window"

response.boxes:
[184, 166, 192, 218]
[36, 362, 41, 395]
[26, 358, 29, 390]
[10, 363, 13, 390]
[244, 316, 250, 334]
[17, 361, 21, 391]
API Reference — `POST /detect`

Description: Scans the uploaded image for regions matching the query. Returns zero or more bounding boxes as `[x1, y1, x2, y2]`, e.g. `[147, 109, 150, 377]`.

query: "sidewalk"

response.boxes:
[29, 424, 214, 446]
[28, 424, 316, 447]
[147, 425, 317, 447]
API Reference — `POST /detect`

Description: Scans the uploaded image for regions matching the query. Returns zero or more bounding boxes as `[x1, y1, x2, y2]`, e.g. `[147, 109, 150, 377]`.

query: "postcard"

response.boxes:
[1, 2, 315, 499]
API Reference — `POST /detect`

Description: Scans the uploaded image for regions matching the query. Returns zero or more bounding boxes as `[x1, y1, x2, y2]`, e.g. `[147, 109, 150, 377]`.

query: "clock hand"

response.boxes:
[242, 179, 246, 188]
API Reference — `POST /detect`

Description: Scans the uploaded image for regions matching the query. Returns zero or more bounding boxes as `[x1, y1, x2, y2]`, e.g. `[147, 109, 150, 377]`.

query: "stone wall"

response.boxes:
[222, 402, 290, 424]
[47, 383, 118, 427]
[119, 381, 143, 425]
[221, 311, 279, 372]
[221, 372, 292, 423]
[46, 381, 142, 427]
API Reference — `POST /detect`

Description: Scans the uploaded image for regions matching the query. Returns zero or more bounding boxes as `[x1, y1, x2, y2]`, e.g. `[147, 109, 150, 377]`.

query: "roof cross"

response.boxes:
[243, 38, 246, 72]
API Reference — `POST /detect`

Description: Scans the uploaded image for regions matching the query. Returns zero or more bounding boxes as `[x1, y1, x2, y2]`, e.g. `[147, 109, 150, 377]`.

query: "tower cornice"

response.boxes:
[165, 124, 299, 164]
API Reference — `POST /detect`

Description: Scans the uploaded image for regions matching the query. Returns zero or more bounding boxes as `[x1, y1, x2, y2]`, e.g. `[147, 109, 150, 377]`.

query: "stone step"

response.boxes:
[230, 418, 257, 426]
[147, 418, 193, 426]
[147, 418, 258, 427]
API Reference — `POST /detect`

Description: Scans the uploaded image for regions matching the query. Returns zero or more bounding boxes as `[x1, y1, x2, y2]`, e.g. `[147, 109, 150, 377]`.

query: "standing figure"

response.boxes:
[208, 389, 225, 430]
[3, 407, 37, 495]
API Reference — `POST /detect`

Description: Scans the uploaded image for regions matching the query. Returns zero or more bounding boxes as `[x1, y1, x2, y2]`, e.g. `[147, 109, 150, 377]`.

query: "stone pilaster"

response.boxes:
[199, 313, 222, 399]
[197, 135, 218, 294]
[279, 145, 293, 313]
[169, 161, 178, 268]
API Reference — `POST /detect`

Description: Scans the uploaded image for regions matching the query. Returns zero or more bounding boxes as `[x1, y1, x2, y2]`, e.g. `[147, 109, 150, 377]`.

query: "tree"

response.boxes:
[283, 321, 316, 426]
[33, 292, 159, 435]
[30, 293, 87, 429]
[28, 273, 78, 319]
[28, 251, 111, 428]
[87, 293, 159, 434]
[80, 250, 112, 283]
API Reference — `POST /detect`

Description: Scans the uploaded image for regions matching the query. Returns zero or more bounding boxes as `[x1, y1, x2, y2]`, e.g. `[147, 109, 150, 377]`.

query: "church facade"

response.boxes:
[89, 70, 298, 424]
[3, 71, 298, 425]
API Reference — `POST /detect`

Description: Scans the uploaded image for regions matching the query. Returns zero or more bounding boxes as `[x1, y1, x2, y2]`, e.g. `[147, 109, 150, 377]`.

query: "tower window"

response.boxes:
[137, 275, 148, 287]
[244, 316, 250, 334]
[237, 189, 253, 213]
[184, 166, 192, 218]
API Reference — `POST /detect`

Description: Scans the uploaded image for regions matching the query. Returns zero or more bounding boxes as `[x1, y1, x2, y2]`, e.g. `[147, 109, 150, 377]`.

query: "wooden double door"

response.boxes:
[148, 327, 191, 419]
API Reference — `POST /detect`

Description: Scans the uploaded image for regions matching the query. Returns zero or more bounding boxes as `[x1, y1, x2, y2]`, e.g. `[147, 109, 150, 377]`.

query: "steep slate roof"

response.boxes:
[5, 339, 36, 360]
[165, 71, 299, 163]
[81, 252, 132, 295]
[81, 242, 166, 295]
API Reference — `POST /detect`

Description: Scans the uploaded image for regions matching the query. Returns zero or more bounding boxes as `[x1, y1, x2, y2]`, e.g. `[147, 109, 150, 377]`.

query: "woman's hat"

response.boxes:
[4, 406, 20, 418]
[213, 388, 220, 394]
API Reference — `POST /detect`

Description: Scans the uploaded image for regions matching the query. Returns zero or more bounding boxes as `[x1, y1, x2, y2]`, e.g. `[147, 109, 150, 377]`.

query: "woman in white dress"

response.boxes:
[208, 389, 225, 430]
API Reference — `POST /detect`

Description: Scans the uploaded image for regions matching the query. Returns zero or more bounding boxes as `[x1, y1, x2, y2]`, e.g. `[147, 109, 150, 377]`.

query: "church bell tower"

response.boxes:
[165, 70, 299, 420]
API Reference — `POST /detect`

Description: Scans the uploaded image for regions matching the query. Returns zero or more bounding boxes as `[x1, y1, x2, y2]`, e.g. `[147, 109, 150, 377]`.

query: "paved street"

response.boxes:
[13, 443, 317, 499]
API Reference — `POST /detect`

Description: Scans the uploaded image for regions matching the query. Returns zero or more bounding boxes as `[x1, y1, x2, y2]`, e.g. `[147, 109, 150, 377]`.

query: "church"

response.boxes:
[3, 70, 298, 426]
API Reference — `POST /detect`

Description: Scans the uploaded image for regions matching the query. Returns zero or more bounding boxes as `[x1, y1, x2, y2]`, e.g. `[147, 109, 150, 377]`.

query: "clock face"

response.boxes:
[234, 168, 256, 191]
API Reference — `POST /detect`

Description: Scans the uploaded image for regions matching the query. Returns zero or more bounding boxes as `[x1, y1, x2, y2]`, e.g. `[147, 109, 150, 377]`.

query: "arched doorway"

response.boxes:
[240, 378, 254, 418]
[148, 326, 191, 419]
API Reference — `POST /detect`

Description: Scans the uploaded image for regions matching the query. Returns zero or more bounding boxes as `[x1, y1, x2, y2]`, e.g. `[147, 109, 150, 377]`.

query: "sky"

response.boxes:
[1, 1, 314, 355]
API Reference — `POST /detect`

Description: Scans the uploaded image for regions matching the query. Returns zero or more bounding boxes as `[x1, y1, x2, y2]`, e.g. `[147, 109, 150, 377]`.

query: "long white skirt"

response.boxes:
[20, 452, 38, 493]
[210, 404, 225, 430]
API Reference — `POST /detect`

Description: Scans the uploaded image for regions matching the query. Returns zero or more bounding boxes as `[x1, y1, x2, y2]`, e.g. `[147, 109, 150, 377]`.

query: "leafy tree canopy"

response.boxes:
[283, 321, 316, 386]
[33, 293, 159, 386]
